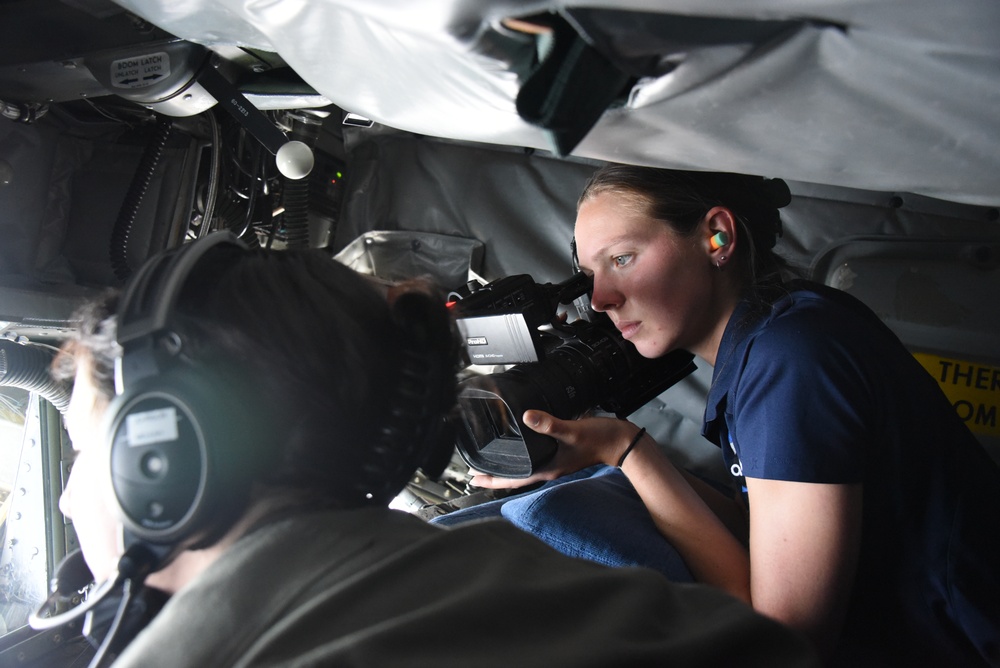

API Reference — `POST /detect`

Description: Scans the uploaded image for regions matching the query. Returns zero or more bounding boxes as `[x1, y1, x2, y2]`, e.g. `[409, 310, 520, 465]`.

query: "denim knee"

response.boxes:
[501, 466, 693, 581]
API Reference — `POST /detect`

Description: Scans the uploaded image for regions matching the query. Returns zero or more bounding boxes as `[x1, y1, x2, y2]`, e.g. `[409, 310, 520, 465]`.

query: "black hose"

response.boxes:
[0, 340, 70, 413]
[110, 116, 173, 282]
[279, 113, 322, 248]
[280, 176, 310, 248]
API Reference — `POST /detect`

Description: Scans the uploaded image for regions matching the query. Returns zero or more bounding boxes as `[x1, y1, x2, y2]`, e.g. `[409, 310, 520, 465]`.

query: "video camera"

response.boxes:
[449, 272, 696, 478]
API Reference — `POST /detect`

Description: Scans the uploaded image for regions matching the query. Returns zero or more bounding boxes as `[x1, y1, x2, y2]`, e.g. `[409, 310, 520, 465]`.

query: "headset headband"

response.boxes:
[114, 232, 248, 394]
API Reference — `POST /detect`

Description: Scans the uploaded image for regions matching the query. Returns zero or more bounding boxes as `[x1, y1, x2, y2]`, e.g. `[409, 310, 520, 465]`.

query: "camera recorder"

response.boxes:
[449, 272, 696, 478]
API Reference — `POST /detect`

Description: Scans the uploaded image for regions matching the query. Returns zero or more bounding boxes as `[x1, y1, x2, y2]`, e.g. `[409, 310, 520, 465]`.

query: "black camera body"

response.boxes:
[450, 273, 696, 478]
[450, 272, 591, 365]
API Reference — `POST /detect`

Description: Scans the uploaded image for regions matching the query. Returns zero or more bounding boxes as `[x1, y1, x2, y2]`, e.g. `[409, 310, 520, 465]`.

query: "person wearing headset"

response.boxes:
[46, 233, 819, 667]
[463, 165, 1000, 666]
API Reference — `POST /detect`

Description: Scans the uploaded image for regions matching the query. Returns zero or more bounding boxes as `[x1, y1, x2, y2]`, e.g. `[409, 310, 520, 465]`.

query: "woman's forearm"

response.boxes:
[621, 434, 752, 602]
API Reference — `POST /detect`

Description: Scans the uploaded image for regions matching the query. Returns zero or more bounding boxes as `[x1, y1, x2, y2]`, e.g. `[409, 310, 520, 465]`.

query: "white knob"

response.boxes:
[275, 140, 315, 180]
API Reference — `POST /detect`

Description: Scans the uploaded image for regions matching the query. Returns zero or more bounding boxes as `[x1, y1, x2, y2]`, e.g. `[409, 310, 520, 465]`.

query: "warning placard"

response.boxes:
[110, 52, 170, 89]
[913, 352, 1000, 438]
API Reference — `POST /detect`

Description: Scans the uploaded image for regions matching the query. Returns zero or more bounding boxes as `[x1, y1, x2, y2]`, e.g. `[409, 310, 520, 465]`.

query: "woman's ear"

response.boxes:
[704, 207, 737, 268]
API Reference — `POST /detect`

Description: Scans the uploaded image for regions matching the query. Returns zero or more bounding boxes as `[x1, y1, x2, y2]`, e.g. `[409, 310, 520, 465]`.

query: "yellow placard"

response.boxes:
[913, 353, 1000, 438]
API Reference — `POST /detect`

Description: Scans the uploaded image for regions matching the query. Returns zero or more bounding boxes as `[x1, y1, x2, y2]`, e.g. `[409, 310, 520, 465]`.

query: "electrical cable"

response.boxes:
[198, 110, 222, 239]
[235, 142, 263, 239]
[86, 578, 138, 668]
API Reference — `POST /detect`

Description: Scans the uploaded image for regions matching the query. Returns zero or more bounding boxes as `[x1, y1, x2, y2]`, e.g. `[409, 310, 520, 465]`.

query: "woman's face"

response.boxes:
[574, 190, 723, 360]
[59, 362, 124, 584]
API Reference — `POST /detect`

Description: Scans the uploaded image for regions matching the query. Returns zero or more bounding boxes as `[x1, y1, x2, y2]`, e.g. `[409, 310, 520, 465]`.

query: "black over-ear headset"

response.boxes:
[107, 231, 251, 553]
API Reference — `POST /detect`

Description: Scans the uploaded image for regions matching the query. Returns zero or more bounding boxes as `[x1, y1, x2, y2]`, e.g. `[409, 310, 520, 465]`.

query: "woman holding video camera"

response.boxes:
[466, 165, 1000, 666]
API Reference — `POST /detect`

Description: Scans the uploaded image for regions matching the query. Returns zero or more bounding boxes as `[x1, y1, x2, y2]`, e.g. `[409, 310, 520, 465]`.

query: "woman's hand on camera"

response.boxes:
[468, 410, 639, 489]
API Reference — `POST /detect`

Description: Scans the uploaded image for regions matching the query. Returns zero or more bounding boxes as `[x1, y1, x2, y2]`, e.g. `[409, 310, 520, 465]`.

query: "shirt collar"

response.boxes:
[702, 298, 766, 440]
[702, 284, 811, 440]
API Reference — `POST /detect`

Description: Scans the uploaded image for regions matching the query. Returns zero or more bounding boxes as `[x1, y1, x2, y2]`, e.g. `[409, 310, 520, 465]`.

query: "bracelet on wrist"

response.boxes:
[617, 427, 647, 468]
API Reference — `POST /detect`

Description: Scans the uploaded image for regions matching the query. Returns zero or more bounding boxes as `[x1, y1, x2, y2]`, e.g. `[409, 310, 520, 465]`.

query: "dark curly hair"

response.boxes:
[54, 245, 461, 522]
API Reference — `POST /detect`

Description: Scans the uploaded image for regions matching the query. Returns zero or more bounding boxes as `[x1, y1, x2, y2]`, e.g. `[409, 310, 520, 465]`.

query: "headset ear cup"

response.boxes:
[106, 370, 253, 548]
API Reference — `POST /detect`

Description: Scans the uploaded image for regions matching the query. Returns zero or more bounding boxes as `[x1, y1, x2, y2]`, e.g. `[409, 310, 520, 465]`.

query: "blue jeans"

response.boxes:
[431, 465, 693, 582]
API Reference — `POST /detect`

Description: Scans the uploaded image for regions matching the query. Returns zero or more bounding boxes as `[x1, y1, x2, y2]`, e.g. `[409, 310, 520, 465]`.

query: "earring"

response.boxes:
[709, 231, 729, 251]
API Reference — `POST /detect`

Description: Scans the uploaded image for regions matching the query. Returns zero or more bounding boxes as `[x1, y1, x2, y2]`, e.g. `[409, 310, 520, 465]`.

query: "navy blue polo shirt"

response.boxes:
[702, 281, 1000, 666]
